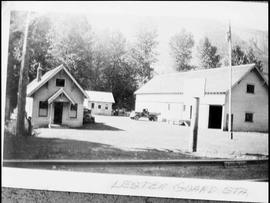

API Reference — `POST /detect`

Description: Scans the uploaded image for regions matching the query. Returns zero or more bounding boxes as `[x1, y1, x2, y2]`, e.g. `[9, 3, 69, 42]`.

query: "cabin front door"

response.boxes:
[54, 102, 63, 124]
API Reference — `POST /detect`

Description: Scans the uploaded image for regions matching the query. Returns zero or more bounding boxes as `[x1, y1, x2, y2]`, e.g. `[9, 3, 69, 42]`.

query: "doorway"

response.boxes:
[54, 102, 63, 124]
[208, 105, 222, 129]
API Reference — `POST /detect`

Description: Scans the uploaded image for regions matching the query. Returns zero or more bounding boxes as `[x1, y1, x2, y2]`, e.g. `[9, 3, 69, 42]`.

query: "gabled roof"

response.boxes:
[262, 72, 268, 83]
[135, 64, 268, 95]
[27, 64, 88, 98]
[48, 88, 76, 105]
[85, 91, 115, 103]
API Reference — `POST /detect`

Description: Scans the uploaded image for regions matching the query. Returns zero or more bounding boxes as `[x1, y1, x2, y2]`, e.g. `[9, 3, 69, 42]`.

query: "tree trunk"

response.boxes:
[5, 95, 10, 121]
[16, 12, 30, 136]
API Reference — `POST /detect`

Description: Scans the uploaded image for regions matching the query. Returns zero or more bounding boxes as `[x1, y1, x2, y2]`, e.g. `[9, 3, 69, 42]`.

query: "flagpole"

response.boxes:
[228, 21, 233, 139]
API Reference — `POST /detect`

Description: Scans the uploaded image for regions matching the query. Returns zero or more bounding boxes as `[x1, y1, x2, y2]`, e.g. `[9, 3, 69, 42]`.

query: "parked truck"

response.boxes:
[129, 108, 160, 121]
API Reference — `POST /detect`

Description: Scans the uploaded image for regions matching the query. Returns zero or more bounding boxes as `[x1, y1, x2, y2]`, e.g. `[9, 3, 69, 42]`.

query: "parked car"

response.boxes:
[83, 108, 95, 124]
[130, 108, 160, 121]
[113, 108, 128, 116]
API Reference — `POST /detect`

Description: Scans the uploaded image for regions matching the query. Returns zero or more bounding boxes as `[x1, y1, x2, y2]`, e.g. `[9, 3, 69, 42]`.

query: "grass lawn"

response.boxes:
[3, 133, 199, 160]
[3, 116, 268, 179]
[3, 132, 268, 180]
[7, 161, 267, 180]
[52, 164, 269, 180]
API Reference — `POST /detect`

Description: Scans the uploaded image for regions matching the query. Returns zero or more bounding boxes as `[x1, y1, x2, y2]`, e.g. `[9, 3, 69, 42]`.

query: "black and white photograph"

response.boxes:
[2, 1, 268, 202]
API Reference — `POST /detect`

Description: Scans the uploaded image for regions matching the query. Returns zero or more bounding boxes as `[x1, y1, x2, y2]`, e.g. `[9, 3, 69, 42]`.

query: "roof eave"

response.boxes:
[48, 88, 76, 105]
[225, 64, 268, 94]
[62, 66, 89, 98]
[27, 64, 89, 98]
[27, 65, 64, 97]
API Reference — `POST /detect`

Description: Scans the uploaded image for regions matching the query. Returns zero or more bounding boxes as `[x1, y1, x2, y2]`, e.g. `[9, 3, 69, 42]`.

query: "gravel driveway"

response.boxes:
[36, 115, 268, 159]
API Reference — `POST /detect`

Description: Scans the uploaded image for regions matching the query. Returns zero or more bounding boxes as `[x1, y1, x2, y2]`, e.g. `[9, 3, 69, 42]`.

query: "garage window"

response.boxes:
[70, 104, 77, 118]
[39, 101, 48, 117]
[245, 112, 253, 122]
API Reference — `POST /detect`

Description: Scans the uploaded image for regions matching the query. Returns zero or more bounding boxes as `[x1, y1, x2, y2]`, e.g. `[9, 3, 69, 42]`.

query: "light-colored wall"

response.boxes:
[135, 94, 185, 121]
[135, 71, 268, 132]
[198, 104, 210, 129]
[135, 94, 224, 127]
[85, 101, 113, 116]
[223, 70, 268, 132]
[30, 70, 84, 128]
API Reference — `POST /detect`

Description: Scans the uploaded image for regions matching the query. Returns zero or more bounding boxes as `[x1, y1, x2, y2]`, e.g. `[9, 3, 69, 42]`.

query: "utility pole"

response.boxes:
[184, 78, 204, 153]
[227, 21, 233, 140]
[190, 97, 200, 152]
[15, 11, 30, 136]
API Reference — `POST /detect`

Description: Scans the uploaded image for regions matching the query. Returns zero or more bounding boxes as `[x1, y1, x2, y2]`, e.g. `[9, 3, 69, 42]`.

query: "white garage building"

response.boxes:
[135, 64, 268, 132]
[84, 91, 115, 116]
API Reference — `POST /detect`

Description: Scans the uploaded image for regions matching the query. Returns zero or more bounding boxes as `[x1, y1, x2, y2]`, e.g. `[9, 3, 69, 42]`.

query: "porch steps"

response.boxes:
[48, 124, 69, 129]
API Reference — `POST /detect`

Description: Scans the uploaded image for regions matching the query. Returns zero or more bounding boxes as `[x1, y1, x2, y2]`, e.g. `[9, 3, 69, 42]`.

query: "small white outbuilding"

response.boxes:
[84, 91, 115, 116]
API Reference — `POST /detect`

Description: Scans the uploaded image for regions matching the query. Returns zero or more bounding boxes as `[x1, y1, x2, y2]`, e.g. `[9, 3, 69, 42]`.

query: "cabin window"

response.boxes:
[56, 78, 65, 87]
[246, 84, 255, 94]
[91, 103, 95, 109]
[245, 113, 253, 122]
[39, 101, 48, 117]
[98, 105, 101, 109]
[183, 105, 186, 111]
[105, 104, 108, 110]
[168, 104, 170, 111]
[70, 104, 77, 118]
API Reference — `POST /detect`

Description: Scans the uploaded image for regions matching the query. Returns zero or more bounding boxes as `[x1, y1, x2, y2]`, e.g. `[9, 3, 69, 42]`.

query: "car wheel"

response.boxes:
[134, 115, 139, 120]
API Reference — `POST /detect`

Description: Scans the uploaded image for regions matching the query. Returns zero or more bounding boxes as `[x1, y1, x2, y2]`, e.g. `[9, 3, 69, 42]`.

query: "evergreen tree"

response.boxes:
[231, 45, 248, 65]
[128, 27, 159, 86]
[47, 14, 94, 89]
[169, 29, 194, 71]
[197, 37, 221, 69]
[229, 45, 263, 71]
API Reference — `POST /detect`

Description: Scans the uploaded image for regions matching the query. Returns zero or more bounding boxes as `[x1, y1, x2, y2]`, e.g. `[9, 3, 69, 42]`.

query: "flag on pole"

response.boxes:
[227, 23, 231, 42]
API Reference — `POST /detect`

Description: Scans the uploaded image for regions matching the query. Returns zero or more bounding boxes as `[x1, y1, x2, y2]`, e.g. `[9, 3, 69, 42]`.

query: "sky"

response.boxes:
[3, 1, 268, 31]
[3, 1, 268, 73]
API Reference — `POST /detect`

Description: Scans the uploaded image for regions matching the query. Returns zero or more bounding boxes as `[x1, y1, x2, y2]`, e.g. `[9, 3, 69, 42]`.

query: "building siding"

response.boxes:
[135, 71, 268, 132]
[30, 70, 84, 128]
[85, 101, 113, 116]
[135, 94, 185, 121]
[135, 94, 224, 125]
[198, 104, 210, 129]
[223, 70, 268, 132]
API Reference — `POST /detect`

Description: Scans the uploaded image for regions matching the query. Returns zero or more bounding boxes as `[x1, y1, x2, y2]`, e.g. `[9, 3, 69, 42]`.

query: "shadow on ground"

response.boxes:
[76, 122, 124, 131]
[3, 133, 196, 160]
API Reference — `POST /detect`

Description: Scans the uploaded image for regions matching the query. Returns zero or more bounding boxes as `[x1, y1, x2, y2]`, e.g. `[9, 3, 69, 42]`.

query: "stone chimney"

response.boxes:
[37, 63, 43, 82]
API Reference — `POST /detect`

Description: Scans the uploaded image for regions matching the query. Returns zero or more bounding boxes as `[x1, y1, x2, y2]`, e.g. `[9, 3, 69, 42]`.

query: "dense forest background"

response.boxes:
[5, 11, 268, 118]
